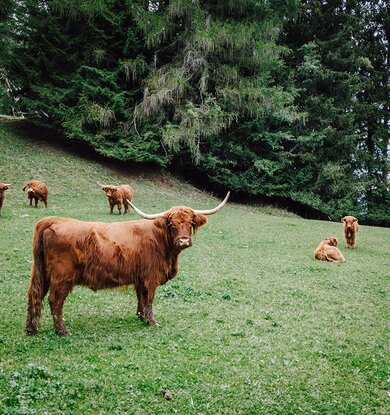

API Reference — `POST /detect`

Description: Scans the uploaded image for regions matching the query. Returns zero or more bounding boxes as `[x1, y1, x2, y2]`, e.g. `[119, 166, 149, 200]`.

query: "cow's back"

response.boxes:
[119, 185, 134, 201]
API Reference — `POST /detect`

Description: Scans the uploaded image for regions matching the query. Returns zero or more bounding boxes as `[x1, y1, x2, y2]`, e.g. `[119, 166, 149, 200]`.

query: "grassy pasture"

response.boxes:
[0, 122, 389, 414]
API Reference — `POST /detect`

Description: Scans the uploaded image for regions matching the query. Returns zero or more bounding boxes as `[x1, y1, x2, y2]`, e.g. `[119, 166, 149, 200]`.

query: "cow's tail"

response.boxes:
[25, 219, 54, 335]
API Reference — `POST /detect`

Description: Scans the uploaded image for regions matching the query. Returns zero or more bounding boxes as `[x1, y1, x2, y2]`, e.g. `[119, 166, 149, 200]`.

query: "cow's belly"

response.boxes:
[80, 259, 138, 290]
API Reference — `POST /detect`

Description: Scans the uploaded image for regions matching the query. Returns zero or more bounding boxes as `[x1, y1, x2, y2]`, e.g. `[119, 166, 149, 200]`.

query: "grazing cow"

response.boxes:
[0, 183, 11, 215]
[341, 215, 359, 249]
[22, 180, 48, 208]
[100, 184, 134, 215]
[314, 237, 346, 262]
[25, 192, 230, 335]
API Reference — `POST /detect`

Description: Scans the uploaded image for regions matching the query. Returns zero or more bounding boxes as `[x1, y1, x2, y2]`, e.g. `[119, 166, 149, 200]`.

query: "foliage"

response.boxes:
[4, 0, 170, 166]
[134, 0, 300, 163]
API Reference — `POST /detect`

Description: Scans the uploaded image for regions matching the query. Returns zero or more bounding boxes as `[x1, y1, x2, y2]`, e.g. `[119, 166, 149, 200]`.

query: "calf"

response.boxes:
[314, 237, 346, 262]
[100, 184, 134, 215]
[23, 180, 49, 208]
[341, 216, 358, 249]
[0, 183, 11, 215]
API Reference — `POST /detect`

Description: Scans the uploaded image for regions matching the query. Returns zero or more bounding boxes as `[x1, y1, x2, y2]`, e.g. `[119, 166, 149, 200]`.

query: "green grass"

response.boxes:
[0, 121, 389, 415]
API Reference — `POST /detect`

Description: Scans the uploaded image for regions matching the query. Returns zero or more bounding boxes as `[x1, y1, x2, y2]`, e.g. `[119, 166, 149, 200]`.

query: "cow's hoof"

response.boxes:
[56, 328, 71, 336]
[25, 328, 37, 336]
[147, 320, 160, 326]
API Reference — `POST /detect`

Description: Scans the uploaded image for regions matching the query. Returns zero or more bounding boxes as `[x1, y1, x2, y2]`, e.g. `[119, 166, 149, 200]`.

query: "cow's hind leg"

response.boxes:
[25, 282, 49, 335]
[48, 284, 72, 335]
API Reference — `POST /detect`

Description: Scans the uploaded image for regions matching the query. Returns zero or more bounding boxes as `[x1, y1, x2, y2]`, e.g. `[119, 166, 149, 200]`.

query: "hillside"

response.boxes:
[0, 121, 389, 415]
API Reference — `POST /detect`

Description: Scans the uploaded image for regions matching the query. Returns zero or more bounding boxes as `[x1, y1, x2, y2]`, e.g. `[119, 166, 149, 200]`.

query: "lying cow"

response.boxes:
[314, 237, 345, 262]
[100, 184, 134, 215]
[0, 183, 11, 215]
[341, 216, 358, 249]
[25, 192, 230, 335]
[22, 180, 49, 208]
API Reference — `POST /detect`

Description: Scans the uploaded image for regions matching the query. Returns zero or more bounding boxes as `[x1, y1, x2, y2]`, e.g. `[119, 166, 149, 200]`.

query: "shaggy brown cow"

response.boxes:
[341, 216, 359, 249]
[100, 184, 134, 215]
[0, 183, 11, 215]
[314, 237, 346, 262]
[25, 192, 230, 335]
[23, 180, 49, 208]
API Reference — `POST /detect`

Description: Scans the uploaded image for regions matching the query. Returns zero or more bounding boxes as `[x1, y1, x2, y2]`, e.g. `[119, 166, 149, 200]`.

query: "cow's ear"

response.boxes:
[353, 217, 358, 223]
[341, 217, 345, 223]
[155, 212, 172, 228]
[192, 214, 207, 231]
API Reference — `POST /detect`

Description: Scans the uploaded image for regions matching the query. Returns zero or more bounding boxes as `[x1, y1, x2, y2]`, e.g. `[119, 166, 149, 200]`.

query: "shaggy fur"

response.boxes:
[314, 237, 346, 262]
[25, 206, 208, 335]
[0, 183, 11, 215]
[101, 184, 134, 215]
[341, 216, 359, 249]
[22, 180, 49, 208]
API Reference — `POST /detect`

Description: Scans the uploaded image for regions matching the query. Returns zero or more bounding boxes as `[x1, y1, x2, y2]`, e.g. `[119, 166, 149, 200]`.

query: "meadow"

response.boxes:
[0, 121, 389, 414]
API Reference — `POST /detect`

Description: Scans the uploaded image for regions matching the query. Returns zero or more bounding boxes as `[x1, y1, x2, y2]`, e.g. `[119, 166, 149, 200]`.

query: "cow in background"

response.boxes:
[25, 192, 230, 335]
[341, 216, 359, 249]
[23, 180, 49, 208]
[0, 183, 11, 215]
[100, 184, 134, 215]
[314, 237, 346, 262]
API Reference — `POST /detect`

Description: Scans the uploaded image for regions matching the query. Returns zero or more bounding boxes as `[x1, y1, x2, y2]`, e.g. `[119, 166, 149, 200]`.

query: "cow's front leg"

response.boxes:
[108, 199, 114, 214]
[34, 197, 38, 208]
[143, 285, 159, 326]
[136, 285, 147, 318]
[48, 285, 72, 335]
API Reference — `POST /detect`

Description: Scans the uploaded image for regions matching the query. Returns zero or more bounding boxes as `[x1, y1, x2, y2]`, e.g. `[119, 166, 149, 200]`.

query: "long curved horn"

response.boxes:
[128, 191, 230, 220]
[194, 192, 230, 215]
[3, 184, 12, 187]
[127, 200, 166, 219]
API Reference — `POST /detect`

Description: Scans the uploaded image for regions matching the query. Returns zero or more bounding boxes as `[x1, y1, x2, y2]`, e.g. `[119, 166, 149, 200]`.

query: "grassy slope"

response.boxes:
[0, 122, 389, 415]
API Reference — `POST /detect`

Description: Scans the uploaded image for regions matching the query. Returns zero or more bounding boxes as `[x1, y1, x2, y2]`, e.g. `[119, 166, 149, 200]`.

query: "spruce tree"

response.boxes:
[283, 0, 389, 222]
[134, 0, 300, 196]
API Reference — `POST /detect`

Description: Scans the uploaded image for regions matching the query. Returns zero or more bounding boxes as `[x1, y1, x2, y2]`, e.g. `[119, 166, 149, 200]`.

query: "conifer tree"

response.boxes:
[283, 0, 389, 222]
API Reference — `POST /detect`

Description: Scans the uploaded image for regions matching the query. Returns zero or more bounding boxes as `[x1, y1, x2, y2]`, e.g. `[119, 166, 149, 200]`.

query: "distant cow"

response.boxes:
[100, 184, 134, 215]
[0, 183, 11, 215]
[23, 180, 48, 208]
[341, 216, 358, 249]
[25, 192, 230, 335]
[314, 237, 345, 262]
